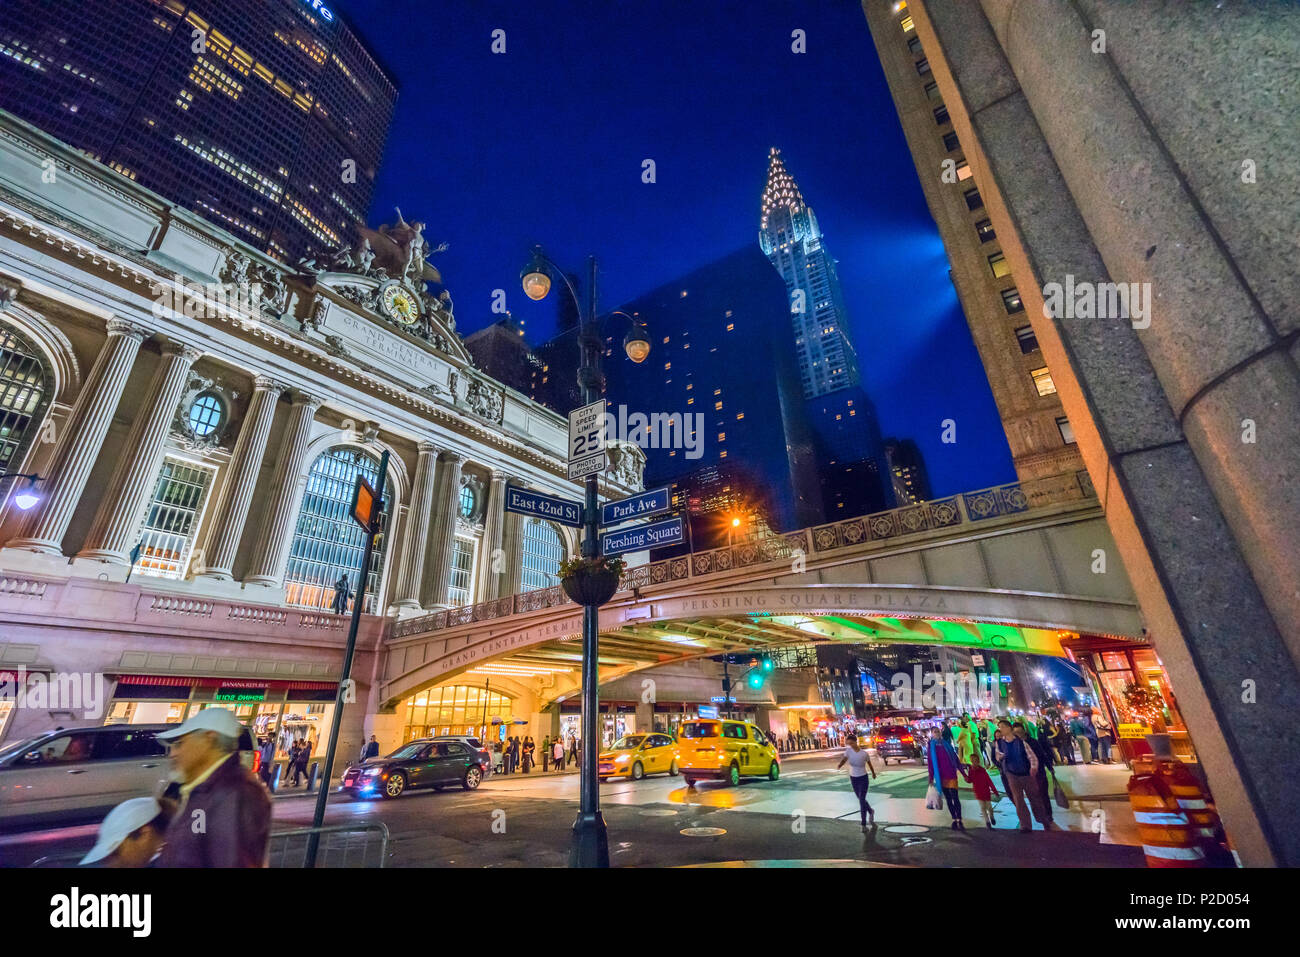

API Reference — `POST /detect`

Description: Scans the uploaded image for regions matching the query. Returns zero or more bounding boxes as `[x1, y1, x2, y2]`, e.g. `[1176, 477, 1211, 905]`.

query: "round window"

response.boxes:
[188, 392, 225, 437]
[458, 484, 477, 519]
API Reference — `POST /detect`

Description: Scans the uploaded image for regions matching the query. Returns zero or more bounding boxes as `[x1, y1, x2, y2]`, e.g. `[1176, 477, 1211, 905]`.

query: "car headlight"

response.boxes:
[614, 755, 629, 763]
[362, 767, 383, 778]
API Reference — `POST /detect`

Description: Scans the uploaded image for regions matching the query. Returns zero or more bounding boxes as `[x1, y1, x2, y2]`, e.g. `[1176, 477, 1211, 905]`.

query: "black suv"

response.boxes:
[340, 739, 483, 799]
[871, 725, 923, 765]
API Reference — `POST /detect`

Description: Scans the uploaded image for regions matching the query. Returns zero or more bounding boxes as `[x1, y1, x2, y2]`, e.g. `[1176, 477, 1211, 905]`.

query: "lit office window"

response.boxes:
[975, 218, 996, 243]
[132, 459, 214, 579]
[988, 251, 1011, 278]
[285, 447, 392, 613]
[520, 518, 564, 592]
[1002, 287, 1025, 314]
[1031, 367, 1058, 397]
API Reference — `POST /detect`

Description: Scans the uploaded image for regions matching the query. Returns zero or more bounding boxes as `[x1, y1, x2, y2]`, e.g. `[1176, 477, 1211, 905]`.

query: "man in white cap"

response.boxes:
[81, 797, 168, 868]
[155, 707, 271, 867]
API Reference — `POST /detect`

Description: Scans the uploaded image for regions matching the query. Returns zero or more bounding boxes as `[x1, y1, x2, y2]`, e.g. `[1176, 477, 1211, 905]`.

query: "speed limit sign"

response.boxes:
[568, 399, 607, 480]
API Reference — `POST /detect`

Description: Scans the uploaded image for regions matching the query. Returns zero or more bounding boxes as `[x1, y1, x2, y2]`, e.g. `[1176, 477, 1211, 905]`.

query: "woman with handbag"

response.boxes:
[926, 726, 968, 830]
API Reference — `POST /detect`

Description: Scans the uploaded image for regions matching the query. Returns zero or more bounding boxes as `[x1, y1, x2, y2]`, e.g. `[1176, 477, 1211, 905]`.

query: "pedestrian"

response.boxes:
[286, 739, 300, 785]
[258, 736, 275, 789]
[1016, 722, 1057, 824]
[1069, 714, 1092, 764]
[155, 708, 272, 867]
[1051, 719, 1074, 764]
[361, 734, 380, 761]
[836, 732, 878, 830]
[80, 797, 170, 868]
[994, 718, 1052, 831]
[296, 737, 313, 786]
[522, 735, 534, 773]
[1093, 712, 1114, 763]
[954, 713, 976, 769]
[926, 726, 967, 830]
[510, 736, 521, 774]
[1082, 713, 1100, 764]
[966, 752, 1000, 827]
[568, 734, 578, 766]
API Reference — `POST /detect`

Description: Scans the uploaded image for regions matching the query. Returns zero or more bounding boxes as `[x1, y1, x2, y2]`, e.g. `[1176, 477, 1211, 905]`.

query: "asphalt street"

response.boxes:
[0, 751, 1143, 867]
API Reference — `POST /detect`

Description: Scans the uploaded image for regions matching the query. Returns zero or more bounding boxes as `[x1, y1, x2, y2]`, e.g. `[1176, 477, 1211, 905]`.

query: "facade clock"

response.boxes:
[378, 280, 419, 325]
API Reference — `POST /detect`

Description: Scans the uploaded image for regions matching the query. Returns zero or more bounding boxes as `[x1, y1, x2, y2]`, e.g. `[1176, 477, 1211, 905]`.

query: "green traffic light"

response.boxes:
[748, 673, 764, 688]
[762, 658, 773, 671]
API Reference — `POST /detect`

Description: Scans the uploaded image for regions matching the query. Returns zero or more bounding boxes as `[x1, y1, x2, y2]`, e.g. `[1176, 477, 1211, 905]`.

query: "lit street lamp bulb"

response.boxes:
[521, 270, 551, 301]
[13, 491, 40, 510]
[623, 337, 650, 363]
[731, 517, 741, 527]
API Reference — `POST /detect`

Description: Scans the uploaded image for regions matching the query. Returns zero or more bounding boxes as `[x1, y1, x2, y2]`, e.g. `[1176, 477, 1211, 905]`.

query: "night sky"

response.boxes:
[340, 0, 1016, 497]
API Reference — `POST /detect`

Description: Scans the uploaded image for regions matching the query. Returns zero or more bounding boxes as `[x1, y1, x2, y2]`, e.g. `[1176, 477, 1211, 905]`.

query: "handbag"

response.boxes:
[1052, 775, 1069, 809]
[925, 783, 943, 810]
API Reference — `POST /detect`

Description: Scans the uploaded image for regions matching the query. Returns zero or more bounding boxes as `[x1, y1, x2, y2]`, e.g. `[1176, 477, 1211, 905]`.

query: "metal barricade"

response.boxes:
[267, 822, 390, 868]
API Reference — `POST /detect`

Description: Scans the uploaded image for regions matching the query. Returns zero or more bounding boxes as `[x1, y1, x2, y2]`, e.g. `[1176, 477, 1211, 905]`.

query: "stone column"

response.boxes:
[474, 471, 510, 602]
[500, 508, 524, 596]
[196, 376, 286, 580]
[391, 440, 438, 611]
[244, 392, 322, 587]
[426, 451, 465, 607]
[7, 318, 151, 555]
[78, 340, 204, 563]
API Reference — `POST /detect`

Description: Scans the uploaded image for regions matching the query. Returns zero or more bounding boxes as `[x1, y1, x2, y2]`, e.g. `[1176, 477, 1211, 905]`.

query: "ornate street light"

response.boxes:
[1, 472, 42, 511]
[518, 244, 650, 868]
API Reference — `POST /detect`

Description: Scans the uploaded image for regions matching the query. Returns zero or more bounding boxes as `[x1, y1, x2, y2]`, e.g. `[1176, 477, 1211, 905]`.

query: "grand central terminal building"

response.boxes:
[0, 112, 647, 768]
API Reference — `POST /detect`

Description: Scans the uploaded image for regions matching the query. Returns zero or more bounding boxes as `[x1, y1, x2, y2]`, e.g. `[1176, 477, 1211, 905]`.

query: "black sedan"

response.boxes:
[340, 739, 483, 798]
[871, 725, 924, 764]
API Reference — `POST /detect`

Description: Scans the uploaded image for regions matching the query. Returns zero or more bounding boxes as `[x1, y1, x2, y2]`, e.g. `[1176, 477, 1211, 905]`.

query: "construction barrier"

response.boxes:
[1127, 758, 1221, 868]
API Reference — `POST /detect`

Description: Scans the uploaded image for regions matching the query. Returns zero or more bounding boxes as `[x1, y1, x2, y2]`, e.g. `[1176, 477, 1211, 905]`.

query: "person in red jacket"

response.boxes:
[966, 753, 1001, 827]
[156, 707, 271, 867]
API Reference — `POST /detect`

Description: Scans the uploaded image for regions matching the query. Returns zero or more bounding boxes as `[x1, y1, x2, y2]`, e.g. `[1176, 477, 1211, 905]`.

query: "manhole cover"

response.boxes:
[883, 824, 928, 835]
[680, 826, 727, 837]
[641, 808, 679, 817]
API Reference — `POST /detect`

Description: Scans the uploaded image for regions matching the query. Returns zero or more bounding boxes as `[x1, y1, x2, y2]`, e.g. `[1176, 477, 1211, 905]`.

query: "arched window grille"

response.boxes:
[520, 518, 564, 592]
[0, 320, 52, 475]
[284, 446, 393, 613]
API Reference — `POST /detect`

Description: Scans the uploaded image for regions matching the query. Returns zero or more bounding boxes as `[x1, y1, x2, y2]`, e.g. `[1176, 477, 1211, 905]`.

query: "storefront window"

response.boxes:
[402, 685, 512, 740]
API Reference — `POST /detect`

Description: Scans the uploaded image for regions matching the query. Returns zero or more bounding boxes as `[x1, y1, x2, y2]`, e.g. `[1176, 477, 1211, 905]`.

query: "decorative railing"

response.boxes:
[389, 470, 1096, 640]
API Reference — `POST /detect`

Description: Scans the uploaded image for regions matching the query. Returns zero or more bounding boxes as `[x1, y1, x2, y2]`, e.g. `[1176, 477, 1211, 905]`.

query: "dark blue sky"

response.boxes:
[340, 0, 1015, 497]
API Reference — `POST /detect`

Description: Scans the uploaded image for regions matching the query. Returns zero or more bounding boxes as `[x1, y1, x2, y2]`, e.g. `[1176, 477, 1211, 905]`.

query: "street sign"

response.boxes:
[698, 705, 719, 719]
[709, 695, 735, 704]
[601, 486, 671, 527]
[971, 654, 985, 667]
[503, 484, 582, 528]
[600, 516, 684, 556]
[567, 398, 607, 480]
[350, 476, 378, 529]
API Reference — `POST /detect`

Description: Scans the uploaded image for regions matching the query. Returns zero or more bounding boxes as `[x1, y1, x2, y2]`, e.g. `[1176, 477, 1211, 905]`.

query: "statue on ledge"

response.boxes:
[358, 208, 448, 287]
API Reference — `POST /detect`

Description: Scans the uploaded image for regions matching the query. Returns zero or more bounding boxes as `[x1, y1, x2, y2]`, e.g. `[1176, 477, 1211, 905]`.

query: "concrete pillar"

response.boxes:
[392, 441, 438, 611]
[635, 700, 653, 734]
[426, 451, 464, 606]
[7, 318, 150, 554]
[474, 470, 509, 601]
[197, 376, 286, 580]
[78, 340, 203, 563]
[501, 508, 524, 596]
[881, 0, 1300, 866]
[244, 392, 321, 586]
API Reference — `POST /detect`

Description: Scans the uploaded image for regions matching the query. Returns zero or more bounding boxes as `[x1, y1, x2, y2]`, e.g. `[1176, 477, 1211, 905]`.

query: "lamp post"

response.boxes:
[0, 472, 42, 511]
[520, 244, 649, 868]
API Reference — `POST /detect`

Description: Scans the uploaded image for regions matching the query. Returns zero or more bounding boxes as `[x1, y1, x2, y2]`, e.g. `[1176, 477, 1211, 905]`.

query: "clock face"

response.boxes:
[380, 282, 419, 324]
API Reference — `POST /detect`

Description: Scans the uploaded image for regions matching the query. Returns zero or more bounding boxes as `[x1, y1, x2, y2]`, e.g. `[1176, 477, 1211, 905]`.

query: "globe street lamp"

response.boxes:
[1, 472, 42, 511]
[519, 244, 650, 867]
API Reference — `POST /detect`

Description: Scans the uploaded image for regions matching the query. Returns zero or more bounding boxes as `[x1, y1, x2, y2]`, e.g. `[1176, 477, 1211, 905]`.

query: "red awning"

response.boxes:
[112, 675, 336, 691]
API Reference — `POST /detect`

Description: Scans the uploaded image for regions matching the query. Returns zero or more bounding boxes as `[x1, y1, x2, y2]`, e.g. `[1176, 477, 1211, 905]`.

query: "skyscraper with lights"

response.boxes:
[758, 148, 891, 515]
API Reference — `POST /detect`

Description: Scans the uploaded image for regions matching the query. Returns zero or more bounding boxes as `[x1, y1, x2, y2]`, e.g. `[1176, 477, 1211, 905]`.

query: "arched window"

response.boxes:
[284, 446, 394, 613]
[520, 518, 564, 592]
[0, 320, 52, 474]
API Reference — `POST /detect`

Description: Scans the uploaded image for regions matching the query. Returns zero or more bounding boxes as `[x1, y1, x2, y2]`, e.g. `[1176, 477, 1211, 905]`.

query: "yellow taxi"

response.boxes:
[676, 719, 780, 787]
[597, 732, 680, 782]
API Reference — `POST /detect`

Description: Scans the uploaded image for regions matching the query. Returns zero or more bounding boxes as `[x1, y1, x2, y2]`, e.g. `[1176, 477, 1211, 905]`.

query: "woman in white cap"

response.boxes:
[80, 797, 169, 868]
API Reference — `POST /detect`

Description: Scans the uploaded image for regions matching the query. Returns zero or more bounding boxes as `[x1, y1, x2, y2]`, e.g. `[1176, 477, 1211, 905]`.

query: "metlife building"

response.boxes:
[0, 0, 396, 262]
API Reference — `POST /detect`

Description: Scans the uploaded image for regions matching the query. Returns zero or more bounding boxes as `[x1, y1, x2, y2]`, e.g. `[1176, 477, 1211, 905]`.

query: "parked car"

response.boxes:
[871, 725, 923, 764]
[0, 722, 255, 831]
[676, 719, 779, 787]
[598, 733, 679, 781]
[431, 735, 492, 777]
[339, 738, 483, 799]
